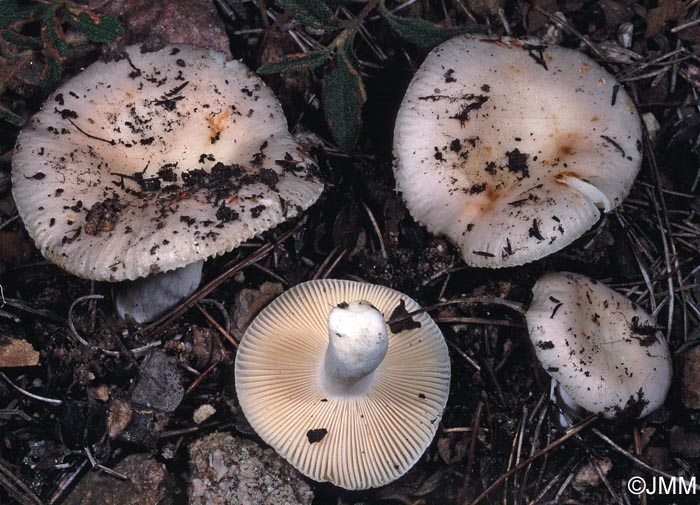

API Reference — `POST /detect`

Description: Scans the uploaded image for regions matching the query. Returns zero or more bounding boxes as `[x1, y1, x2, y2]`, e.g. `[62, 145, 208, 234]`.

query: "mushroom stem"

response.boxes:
[321, 301, 388, 395]
[113, 260, 204, 324]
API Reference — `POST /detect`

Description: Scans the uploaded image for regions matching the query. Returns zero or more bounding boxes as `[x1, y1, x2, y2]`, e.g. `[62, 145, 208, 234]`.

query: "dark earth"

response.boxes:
[2, 0, 700, 504]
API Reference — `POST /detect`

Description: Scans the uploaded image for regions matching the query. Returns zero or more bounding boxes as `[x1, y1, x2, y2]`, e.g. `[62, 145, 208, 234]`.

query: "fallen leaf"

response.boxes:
[645, 0, 695, 38]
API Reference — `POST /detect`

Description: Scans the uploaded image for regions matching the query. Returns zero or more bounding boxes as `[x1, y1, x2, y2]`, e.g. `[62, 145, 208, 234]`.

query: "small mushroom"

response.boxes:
[393, 35, 642, 268]
[11, 44, 323, 323]
[234, 279, 451, 490]
[526, 272, 672, 419]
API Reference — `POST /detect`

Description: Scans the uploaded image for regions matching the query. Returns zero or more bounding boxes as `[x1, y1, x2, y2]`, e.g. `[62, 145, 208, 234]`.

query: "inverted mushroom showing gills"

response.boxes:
[393, 35, 642, 268]
[11, 44, 323, 323]
[235, 279, 451, 490]
[526, 272, 672, 419]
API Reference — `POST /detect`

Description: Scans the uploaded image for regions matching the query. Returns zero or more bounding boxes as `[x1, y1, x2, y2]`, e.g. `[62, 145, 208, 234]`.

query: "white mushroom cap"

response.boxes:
[235, 279, 451, 490]
[394, 35, 642, 268]
[11, 44, 323, 282]
[526, 272, 672, 419]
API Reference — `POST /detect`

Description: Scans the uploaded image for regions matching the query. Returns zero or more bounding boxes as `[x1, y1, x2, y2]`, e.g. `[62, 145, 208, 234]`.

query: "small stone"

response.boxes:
[188, 432, 313, 505]
[63, 453, 175, 505]
[437, 434, 468, 464]
[75, 365, 96, 385]
[107, 399, 157, 449]
[187, 326, 222, 368]
[193, 404, 215, 424]
[100, 0, 230, 56]
[129, 349, 183, 413]
[260, 282, 284, 296]
[231, 282, 283, 336]
[644, 446, 673, 471]
[669, 426, 700, 458]
[466, 0, 502, 15]
[88, 384, 110, 402]
[107, 399, 133, 439]
[681, 346, 700, 409]
[572, 457, 612, 491]
[642, 112, 661, 144]
[0, 336, 39, 367]
[527, 0, 558, 32]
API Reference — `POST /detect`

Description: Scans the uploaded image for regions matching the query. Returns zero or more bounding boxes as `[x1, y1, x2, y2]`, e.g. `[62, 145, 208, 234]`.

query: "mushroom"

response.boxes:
[112, 259, 203, 324]
[11, 44, 323, 323]
[526, 272, 672, 419]
[393, 35, 642, 268]
[234, 279, 451, 490]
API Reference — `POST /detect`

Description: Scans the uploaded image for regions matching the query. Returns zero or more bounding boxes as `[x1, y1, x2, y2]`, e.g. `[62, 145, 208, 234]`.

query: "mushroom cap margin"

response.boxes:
[526, 272, 672, 419]
[393, 35, 642, 268]
[11, 44, 324, 281]
[234, 279, 451, 490]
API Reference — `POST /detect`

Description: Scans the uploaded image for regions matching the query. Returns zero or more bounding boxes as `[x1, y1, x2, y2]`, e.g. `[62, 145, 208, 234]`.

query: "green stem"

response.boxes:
[331, 0, 380, 50]
[0, 50, 32, 97]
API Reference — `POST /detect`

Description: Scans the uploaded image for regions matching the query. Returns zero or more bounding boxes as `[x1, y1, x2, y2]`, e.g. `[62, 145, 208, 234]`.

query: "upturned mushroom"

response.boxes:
[235, 279, 451, 490]
[526, 272, 672, 419]
[11, 44, 323, 323]
[394, 35, 642, 268]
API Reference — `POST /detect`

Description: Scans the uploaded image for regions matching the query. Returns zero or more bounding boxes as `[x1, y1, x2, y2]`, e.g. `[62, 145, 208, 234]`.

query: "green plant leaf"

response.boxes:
[0, 104, 24, 126]
[40, 7, 69, 90]
[276, 0, 341, 31]
[322, 48, 366, 151]
[66, 9, 123, 43]
[380, 3, 477, 48]
[323, 0, 355, 7]
[41, 56, 63, 90]
[0, 0, 43, 29]
[2, 30, 42, 49]
[0, 1, 123, 92]
[258, 49, 330, 74]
